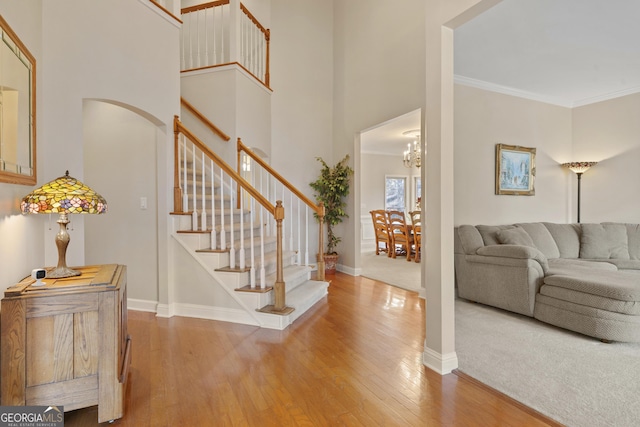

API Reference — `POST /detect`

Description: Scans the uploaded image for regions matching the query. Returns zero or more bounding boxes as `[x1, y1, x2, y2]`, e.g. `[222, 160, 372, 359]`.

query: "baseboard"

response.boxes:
[127, 298, 158, 313]
[154, 301, 261, 326]
[423, 346, 458, 375]
[337, 263, 359, 276]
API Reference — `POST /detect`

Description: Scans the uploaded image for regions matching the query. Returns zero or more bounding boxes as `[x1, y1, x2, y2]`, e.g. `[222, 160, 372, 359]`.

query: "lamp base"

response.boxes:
[47, 266, 81, 279]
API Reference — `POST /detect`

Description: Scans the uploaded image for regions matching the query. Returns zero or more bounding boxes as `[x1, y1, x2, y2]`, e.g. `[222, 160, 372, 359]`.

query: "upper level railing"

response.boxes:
[180, 0, 270, 88]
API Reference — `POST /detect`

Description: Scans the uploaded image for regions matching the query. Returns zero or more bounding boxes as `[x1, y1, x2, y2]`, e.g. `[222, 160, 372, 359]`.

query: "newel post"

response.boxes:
[274, 200, 286, 311]
[173, 115, 183, 213]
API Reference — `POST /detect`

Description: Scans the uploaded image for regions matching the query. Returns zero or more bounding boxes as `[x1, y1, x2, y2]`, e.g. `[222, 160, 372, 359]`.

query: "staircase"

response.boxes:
[169, 117, 329, 330]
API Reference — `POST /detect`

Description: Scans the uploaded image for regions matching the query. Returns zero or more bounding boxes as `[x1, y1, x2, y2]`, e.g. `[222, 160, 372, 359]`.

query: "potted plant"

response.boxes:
[309, 154, 354, 274]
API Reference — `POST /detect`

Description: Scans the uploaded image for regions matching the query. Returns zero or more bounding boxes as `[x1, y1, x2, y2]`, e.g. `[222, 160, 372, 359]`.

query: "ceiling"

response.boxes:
[362, 0, 640, 155]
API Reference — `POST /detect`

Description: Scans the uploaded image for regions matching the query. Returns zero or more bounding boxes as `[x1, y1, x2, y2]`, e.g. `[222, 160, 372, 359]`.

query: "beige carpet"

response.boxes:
[456, 298, 640, 427]
[360, 250, 421, 292]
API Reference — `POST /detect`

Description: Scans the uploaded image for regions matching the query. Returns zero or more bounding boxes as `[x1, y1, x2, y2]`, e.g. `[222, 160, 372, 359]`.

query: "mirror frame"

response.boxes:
[0, 15, 36, 185]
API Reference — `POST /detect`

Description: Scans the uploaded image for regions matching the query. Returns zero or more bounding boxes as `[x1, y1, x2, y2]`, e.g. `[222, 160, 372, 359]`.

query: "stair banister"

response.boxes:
[181, 97, 230, 141]
[174, 118, 274, 215]
[237, 138, 326, 281]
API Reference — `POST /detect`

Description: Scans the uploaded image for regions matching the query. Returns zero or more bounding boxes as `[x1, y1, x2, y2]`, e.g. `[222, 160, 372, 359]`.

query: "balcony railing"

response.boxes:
[181, 0, 270, 88]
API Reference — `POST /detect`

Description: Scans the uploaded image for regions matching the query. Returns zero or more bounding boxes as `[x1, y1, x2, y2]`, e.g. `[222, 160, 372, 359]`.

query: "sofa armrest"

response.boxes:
[474, 245, 549, 273]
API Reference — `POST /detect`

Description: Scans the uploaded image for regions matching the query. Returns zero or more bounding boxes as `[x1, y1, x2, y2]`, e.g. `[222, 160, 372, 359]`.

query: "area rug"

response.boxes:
[360, 250, 421, 292]
[455, 299, 640, 427]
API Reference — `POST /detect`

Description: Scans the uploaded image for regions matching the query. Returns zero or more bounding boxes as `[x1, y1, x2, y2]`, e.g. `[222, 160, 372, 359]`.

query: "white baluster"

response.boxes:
[189, 13, 194, 69]
[191, 145, 197, 230]
[296, 198, 301, 265]
[281, 185, 286, 251]
[210, 159, 217, 250]
[228, 176, 235, 269]
[249, 189, 256, 289]
[239, 186, 245, 270]
[204, 7, 209, 66]
[201, 152, 207, 231]
[219, 168, 226, 251]
[196, 10, 201, 68]
[182, 136, 188, 211]
[220, 5, 225, 63]
[304, 205, 309, 266]
[260, 203, 266, 288]
[290, 191, 294, 258]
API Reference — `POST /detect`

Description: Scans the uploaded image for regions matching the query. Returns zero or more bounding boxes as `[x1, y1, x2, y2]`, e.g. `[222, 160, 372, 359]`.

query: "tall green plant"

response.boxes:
[309, 155, 354, 254]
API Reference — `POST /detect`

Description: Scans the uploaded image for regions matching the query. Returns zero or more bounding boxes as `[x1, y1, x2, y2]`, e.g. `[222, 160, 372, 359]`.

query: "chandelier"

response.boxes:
[402, 129, 421, 168]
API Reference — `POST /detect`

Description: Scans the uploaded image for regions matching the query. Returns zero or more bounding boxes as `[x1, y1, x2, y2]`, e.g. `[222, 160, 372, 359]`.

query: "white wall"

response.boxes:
[454, 84, 573, 225]
[0, 1, 45, 293]
[83, 101, 159, 302]
[572, 92, 640, 224]
[270, 0, 334, 260]
[333, 0, 426, 269]
[41, 0, 180, 275]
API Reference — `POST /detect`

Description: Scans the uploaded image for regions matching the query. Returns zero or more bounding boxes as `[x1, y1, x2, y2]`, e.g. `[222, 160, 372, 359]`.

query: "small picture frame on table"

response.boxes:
[495, 144, 536, 196]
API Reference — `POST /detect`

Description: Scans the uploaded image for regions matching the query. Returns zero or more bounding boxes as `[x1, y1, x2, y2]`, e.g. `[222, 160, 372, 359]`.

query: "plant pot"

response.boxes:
[323, 253, 339, 275]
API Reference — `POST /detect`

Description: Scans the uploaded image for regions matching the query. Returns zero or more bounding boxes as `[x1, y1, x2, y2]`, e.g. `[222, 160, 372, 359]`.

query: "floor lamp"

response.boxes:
[562, 162, 597, 223]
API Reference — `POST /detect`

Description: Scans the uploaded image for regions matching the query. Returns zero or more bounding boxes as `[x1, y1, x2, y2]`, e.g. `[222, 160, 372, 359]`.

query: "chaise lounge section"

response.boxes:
[454, 222, 640, 342]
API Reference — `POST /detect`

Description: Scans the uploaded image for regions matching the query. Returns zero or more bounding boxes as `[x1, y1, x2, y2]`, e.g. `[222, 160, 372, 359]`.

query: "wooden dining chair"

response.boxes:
[370, 210, 391, 256]
[385, 210, 414, 261]
[409, 210, 421, 262]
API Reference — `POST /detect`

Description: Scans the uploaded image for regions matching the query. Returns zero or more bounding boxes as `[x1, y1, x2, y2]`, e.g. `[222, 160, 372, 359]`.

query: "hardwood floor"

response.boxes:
[65, 273, 560, 426]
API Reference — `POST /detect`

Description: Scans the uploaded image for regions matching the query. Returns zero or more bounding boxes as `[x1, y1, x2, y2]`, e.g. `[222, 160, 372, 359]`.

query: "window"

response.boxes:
[385, 176, 407, 211]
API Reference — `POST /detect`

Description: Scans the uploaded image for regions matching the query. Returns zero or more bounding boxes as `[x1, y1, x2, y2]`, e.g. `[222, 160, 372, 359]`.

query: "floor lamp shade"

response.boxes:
[21, 171, 107, 278]
[562, 162, 597, 223]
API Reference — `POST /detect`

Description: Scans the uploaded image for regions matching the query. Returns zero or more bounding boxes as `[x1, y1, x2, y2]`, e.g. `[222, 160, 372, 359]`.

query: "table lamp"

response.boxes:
[21, 171, 107, 278]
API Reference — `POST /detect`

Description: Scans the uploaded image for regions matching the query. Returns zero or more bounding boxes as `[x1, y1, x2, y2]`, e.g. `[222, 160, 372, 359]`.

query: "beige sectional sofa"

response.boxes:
[454, 222, 640, 342]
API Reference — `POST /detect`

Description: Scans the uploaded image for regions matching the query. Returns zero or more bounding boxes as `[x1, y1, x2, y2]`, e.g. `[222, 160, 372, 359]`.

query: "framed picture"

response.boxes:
[495, 144, 536, 195]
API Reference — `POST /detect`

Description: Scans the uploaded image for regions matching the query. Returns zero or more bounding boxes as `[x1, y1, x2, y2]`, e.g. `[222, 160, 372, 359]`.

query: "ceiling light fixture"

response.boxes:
[402, 129, 421, 169]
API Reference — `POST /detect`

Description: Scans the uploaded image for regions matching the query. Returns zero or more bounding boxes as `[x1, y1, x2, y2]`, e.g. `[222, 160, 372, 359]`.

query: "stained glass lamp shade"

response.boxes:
[21, 171, 107, 278]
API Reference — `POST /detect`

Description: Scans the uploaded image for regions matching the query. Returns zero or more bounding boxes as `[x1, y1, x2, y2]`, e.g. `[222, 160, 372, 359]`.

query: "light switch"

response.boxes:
[140, 197, 147, 210]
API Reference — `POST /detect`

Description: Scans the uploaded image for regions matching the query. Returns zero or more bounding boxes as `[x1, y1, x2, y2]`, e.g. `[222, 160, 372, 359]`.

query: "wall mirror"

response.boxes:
[0, 15, 36, 185]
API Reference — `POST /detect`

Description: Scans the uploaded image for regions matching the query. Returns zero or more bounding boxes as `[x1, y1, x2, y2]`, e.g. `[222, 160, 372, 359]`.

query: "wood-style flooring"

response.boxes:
[66, 273, 561, 426]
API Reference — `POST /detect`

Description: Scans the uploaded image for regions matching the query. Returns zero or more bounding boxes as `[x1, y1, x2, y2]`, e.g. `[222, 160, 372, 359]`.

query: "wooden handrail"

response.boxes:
[181, 97, 231, 141]
[174, 117, 274, 215]
[149, 0, 183, 23]
[237, 138, 323, 217]
[240, 3, 268, 35]
[182, 0, 229, 14]
[237, 137, 325, 281]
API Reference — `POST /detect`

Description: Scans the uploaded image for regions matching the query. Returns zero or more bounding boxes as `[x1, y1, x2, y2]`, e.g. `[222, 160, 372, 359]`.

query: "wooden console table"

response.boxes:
[1, 264, 131, 423]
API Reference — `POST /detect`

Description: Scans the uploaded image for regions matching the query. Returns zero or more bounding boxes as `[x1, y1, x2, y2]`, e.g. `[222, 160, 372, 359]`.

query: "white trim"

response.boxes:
[454, 75, 573, 108]
[127, 298, 158, 313]
[138, 0, 181, 28]
[181, 63, 272, 94]
[155, 303, 174, 318]
[573, 86, 640, 107]
[173, 303, 259, 325]
[422, 347, 458, 375]
[337, 263, 359, 276]
[455, 74, 640, 108]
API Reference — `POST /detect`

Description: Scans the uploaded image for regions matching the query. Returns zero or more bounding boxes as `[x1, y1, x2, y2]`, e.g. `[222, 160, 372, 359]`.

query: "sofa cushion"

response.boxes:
[543, 223, 581, 258]
[516, 223, 561, 259]
[580, 223, 630, 260]
[544, 269, 640, 301]
[612, 223, 640, 260]
[456, 225, 485, 255]
[496, 226, 535, 247]
[476, 225, 515, 246]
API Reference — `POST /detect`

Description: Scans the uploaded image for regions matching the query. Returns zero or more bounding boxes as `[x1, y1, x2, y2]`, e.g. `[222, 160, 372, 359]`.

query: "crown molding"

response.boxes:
[453, 75, 573, 107]
[454, 75, 640, 108]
